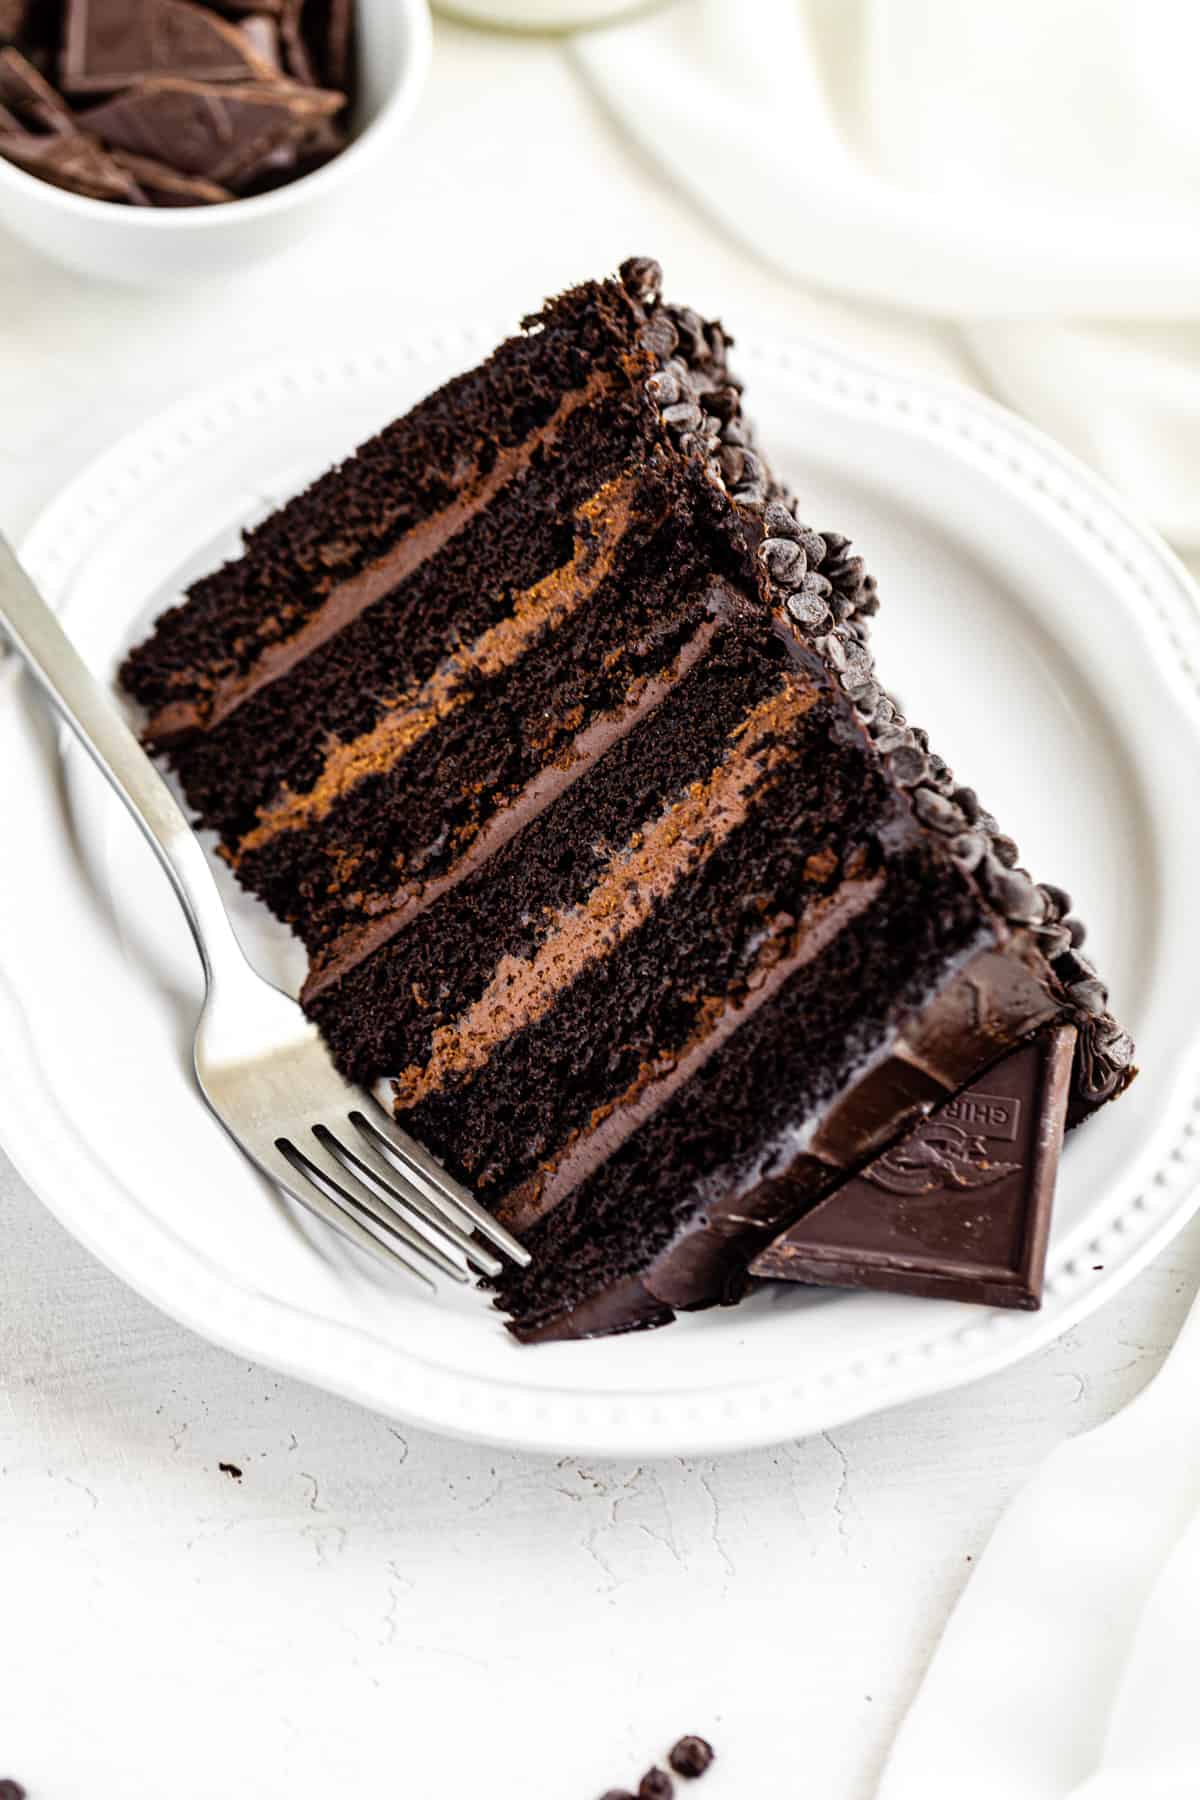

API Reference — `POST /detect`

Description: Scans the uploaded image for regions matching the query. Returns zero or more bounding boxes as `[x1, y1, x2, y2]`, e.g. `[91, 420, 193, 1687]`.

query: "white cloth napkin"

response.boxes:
[573, 0, 1200, 546]
[875, 1285, 1200, 1799]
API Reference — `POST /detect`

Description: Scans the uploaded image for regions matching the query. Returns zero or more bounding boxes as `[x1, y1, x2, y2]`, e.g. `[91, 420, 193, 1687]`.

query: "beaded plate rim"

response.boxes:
[2, 326, 1198, 1457]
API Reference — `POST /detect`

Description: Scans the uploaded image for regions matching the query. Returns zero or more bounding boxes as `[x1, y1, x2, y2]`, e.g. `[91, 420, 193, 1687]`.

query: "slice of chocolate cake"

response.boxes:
[120, 258, 1136, 1342]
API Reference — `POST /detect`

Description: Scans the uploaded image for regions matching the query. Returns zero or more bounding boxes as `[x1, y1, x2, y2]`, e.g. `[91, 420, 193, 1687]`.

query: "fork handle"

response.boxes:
[0, 534, 242, 987]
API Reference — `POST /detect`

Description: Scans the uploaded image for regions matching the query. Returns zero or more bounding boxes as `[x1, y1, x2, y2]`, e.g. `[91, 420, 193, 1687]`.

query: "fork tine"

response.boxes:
[356, 1104, 532, 1268]
[314, 1124, 503, 1279]
[273, 1138, 437, 1291]
[286, 1134, 470, 1285]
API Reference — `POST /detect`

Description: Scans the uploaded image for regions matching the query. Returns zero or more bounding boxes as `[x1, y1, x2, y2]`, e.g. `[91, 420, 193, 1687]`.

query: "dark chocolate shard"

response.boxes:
[236, 12, 279, 71]
[276, 0, 313, 85]
[0, 44, 73, 129]
[79, 75, 341, 183]
[749, 1024, 1077, 1310]
[0, 125, 146, 198]
[108, 144, 231, 202]
[0, 0, 28, 44]
[301, 0, 350, 91]
[61, 0, 280, 94]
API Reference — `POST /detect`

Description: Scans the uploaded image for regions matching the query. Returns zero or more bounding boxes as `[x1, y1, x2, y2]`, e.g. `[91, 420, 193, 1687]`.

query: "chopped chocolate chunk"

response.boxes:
[236, 11, 279, 70]
[61, 0, 280, 93]
[751, 1025, 1077, 1308]
[0, 43, 73, 128]
[0, 125, 145, 197]
[300, 0, 351, 90]
[79, 74, 342, 183]
[108, 144, 231, 201]
[638, 1773, 673, 1800]
[667, 1738, 714, 1779]
[0, 0, 27, 42]
[277, 0, 313, 83]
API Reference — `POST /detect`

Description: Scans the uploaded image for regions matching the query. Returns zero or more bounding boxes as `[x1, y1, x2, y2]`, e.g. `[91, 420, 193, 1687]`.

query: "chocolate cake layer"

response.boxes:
[119, 280, 656, 738]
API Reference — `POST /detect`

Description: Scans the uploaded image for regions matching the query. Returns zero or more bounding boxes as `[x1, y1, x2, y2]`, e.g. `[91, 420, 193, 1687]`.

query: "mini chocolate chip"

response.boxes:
[639, 312, 679, 359]
[854, 682, 881, 722]
[718, 444, 747, 486]
[991, 833, 1020, 869]
[823, 531, 851, 555]
[816, 631, 847, 671]
[1065, 915, 1087, 948]
[622, 255, 663, 305]
[638, 1772, 674, 1800]
[926, 753, 953, 790]
[841, 637, 872, 679]
[914, 787, 965, 834]
[985, 862, 1043, 923]
[796, 526, 827, 568]
[763, 498, 801, 540]
[1096, 1023, 1135, 1067]
[872, 697, 897, 730]
[705, 321, 727, 363]
[719, 416, 750, 447]
[668, 1737, 715, 1779]
[761, 537, 807, 588]
[700, 383, 739, 421]
[949, 830, 986, 871]
[668, 304, 709, 362]
[911, 726, 930, 751]
[1070, 976, 1109, 1016]
[662, 400, 703, 432]
[1042, 882, 1073, 918]
[888, 744, 928, 785]
[648, 366, 683, 407]
[952, 785, 980, 823]
[1035, 921, 1073, 959]
[786, 592, 832, 633]
[872, 726, 909, 754]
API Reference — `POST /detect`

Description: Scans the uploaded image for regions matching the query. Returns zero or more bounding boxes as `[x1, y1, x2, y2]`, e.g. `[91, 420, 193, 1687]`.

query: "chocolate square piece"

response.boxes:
[750, 1024, 1077, 1309]
[0, 44, 73, 128]
[79, 74, 342, 183]
[0, 126, 145, 198]
[61, 0, 279, 94]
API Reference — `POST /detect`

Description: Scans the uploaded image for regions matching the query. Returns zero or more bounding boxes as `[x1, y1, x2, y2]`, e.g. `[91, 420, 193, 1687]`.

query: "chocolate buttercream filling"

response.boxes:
[234, 471, 644, 861]
[384, 678, 821, 1115]
[145, 365, 630, 745]
[302, 604, 737, 1002]
[498, 873, 886, 1237]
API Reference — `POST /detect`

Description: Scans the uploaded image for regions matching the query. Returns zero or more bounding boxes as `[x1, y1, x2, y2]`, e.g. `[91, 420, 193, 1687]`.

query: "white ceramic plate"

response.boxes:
[3, 329, 1199, 1457]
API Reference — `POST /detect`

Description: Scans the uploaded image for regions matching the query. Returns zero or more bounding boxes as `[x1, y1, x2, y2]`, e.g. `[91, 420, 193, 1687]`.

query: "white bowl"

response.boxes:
[0, 0, 432, 285]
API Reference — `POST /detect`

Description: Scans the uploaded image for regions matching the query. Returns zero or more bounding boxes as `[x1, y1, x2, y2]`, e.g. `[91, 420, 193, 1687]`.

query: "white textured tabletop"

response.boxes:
[2, 20, 1198, 1799]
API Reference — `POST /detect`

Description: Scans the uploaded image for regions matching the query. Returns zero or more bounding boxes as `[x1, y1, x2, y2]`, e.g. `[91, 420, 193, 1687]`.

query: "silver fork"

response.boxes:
[0, 535, 530, 1292]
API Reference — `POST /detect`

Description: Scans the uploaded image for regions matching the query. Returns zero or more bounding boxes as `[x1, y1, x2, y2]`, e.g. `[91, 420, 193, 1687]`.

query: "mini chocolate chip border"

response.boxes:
[618, 256, 1135, 1113]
